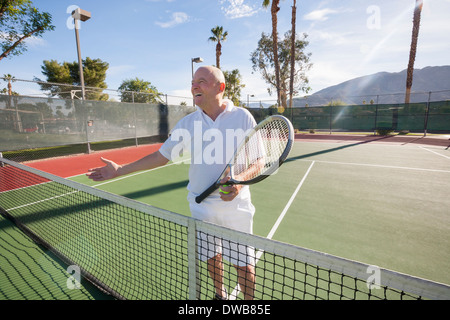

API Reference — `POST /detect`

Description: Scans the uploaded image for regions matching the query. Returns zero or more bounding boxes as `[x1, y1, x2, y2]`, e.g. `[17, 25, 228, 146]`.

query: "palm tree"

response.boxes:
[263, 0, 282, 107]
[289, 0, 296, 108]
[405, 0, 423, 104]
[2, 73, 16, 110]
[3, 74, 15, 95]
[208, 26, 228, 69]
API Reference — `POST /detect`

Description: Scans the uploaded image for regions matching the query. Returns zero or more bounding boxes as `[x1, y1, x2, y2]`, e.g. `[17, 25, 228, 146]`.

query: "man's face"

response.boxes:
[191, 68, 222, 108]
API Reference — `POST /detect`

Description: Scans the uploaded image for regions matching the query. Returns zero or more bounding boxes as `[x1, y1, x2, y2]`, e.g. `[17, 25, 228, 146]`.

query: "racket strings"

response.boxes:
[232, 119, 290, 181]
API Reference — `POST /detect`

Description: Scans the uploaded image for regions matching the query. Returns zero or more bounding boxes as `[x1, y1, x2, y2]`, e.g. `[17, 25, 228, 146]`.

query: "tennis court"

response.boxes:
[1, 135, 449, 299]
[69, 137, 450, 285]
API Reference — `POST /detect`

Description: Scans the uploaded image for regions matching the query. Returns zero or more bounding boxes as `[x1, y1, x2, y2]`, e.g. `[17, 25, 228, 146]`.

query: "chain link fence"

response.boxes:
[1, 78, 449, 162]
[0, 94, 195, 161]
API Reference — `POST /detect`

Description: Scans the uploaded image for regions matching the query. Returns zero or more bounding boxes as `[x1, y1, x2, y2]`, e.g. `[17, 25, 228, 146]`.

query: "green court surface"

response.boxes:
[69, 140, 450, 287]
[0, 214, 113, 300]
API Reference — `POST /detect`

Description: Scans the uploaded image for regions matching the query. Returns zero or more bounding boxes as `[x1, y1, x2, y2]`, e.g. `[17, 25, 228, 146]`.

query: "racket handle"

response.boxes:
[195, 182, 219, 203]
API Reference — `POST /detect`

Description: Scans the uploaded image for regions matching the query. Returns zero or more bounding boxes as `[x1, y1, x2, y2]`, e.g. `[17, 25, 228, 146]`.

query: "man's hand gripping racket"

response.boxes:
[195, 115, 294, 204]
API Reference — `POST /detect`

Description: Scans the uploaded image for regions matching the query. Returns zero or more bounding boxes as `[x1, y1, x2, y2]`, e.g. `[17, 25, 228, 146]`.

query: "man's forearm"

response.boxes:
[117, 151, 169, 176]
[235, 158, 265, 182]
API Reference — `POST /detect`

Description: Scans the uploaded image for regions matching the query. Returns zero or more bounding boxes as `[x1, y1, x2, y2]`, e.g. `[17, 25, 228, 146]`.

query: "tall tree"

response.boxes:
[208, 25, 228, 69]
[223, 69, 245, 106]
[289, 0, 296, 108]
[118, 78, 163, 103]
[0, 0, 54, 61]
[251, 30, 312, 107]
[405, 0, 423, 104]
[36, 58, 109, 101]
[263, 0, 282, 107]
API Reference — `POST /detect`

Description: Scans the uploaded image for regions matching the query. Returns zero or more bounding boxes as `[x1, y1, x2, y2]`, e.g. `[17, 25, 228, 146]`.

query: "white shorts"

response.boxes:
[188, 187, 256, 266]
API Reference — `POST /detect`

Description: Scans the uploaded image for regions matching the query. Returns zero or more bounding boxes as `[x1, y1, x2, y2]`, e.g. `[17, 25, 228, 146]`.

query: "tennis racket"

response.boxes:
[195, 115, 294, 204]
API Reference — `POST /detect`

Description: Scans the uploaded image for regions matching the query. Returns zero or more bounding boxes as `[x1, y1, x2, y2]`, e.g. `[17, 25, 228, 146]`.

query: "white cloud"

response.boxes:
[220, 0, 258, 19]
[304, 8, 339, 22]
[155, 12, 189, 28]
[27, 35, 48, 47]
[312, 30, 357, 46]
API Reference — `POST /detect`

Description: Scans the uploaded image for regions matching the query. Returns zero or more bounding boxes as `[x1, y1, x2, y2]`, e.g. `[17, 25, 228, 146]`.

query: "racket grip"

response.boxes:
[195, 182, 219, 204]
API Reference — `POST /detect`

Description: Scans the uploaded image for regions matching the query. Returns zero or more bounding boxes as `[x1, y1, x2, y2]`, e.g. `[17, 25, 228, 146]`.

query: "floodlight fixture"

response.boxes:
[72, 8, 91, 22]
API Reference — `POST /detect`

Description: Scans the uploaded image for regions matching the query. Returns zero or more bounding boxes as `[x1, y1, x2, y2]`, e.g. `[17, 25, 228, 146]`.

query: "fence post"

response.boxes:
[423, 91, 431, 136]
[134, 104, 138, 147]
[83, 101, 92, 154]
[290, 105, 293, 127]
[132, 92, 138, 147]
[329, 105, 333, 134]
[374, 95, 379, 135]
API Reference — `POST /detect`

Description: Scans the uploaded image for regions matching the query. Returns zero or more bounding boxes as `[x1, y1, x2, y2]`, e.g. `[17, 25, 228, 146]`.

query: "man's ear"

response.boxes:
[219, 82, 226, 92]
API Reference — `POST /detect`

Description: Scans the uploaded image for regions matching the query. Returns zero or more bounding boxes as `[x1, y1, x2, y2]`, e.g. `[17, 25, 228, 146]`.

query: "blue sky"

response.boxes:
[1, 0, 449, 105]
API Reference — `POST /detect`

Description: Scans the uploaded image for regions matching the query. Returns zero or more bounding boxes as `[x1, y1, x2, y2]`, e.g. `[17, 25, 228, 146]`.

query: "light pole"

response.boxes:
[72, 8, 91, 153]
[191, 57, 203, 106]
[72, 8, 91, 101]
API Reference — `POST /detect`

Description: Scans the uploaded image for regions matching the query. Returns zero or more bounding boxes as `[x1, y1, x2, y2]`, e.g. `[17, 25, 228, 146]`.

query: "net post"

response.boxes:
[187, 219, 199, 300]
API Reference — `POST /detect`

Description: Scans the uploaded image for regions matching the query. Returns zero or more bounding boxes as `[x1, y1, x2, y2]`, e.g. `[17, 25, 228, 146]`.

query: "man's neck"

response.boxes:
[201, 100, 226, 121]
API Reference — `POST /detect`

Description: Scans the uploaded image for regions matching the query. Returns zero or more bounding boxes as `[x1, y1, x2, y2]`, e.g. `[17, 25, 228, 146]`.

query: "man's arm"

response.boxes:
[86, 151, 169, 181]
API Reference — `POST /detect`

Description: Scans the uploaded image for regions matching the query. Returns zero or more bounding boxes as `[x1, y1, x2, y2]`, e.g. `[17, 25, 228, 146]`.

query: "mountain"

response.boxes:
[292, 65, 450, 107]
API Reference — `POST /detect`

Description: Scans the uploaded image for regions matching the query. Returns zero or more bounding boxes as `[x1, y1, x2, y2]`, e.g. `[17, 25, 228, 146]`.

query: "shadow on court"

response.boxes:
[121, 180, 188, 200]
[286, 135, 393, 162]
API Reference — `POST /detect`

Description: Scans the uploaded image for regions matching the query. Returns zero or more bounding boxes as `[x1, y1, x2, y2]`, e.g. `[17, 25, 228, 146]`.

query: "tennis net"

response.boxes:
[1, 157, 449, 300]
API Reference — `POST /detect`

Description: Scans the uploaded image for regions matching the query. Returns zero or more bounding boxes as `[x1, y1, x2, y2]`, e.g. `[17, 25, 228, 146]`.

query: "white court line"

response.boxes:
[67, 157, 186, 179]
[266, 161, 316, 240]
[5, 190, 79, 212]
[229, 161, 316, 300]
[420, 146, 450, 160]
[90, 161, 184, 188]
[298, 159, 450, 174]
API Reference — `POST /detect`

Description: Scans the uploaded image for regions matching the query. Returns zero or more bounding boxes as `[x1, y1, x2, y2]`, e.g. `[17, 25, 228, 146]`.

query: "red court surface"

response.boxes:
[25, 144, 163, 178]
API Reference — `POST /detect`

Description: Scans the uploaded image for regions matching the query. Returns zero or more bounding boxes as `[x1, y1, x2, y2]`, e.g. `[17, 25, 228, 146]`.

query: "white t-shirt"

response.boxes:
[158, 99, 257, 201]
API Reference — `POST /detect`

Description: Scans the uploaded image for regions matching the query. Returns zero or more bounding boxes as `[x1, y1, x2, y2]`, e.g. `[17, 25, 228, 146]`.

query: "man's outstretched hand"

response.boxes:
[86, 157, 120, 181]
